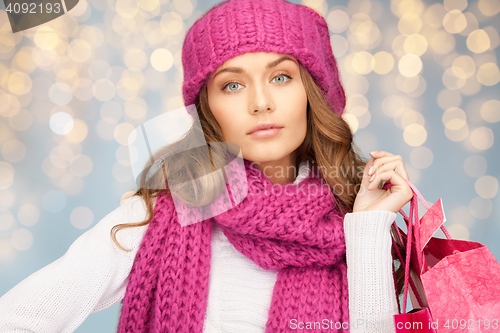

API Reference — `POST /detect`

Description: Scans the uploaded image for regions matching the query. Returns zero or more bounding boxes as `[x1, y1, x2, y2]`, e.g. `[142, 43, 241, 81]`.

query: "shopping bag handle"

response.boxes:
[386, 179, 452, 313]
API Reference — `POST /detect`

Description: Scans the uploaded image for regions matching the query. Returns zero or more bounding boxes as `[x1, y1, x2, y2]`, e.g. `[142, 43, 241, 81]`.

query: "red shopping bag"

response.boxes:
[387, 179, 500, 333]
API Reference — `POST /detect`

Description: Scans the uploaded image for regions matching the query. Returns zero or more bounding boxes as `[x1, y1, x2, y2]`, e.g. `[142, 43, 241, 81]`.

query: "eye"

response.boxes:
[271, 74, 292, 84]
[222, 82, 243, 92]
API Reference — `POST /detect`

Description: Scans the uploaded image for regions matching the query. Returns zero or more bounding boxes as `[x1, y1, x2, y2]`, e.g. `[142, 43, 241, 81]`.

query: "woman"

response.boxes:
[0, 0, 413, 332]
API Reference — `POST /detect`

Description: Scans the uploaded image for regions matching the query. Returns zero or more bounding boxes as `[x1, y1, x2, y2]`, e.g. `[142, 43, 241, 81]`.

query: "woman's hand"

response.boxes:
[352, 150, 413, 214]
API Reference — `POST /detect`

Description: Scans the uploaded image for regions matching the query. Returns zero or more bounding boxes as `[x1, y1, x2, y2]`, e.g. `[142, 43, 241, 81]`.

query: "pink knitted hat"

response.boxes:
[181, 0, 346, 116]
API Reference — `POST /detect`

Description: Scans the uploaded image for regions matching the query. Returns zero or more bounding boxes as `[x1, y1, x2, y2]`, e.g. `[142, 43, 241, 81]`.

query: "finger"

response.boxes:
[369, 150, 394, 159]
[359, 158, 377, 192]
[368, 155, 402, 175]
[368, 169, 412, 199]
[369, 160, 409, 181]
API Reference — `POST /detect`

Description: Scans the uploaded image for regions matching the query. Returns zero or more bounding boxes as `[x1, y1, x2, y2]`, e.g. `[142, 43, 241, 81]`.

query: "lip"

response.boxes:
[247, 122, 284, 135]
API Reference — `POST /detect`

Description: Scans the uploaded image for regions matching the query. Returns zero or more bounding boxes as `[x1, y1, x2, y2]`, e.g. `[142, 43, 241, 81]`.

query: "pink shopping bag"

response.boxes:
[387, 179, 500, 333]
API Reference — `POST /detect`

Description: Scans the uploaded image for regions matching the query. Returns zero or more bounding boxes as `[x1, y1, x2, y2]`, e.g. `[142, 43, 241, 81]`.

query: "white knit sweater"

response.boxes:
[0, 162, 400, 332]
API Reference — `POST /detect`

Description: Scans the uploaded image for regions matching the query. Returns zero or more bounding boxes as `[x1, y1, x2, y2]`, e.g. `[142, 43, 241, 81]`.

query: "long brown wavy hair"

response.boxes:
[110, 59, 406, 297]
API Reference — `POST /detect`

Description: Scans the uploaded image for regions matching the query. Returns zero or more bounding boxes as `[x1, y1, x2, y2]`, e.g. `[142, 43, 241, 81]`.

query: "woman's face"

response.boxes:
[206, 52, 308, 177]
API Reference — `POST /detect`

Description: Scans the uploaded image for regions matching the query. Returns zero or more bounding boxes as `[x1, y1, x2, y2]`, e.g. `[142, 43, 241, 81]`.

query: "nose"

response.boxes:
[249, 82, 275, 114]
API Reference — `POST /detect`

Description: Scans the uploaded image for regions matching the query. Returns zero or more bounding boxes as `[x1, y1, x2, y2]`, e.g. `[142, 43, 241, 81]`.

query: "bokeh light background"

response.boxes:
[0, 0, 499, 330]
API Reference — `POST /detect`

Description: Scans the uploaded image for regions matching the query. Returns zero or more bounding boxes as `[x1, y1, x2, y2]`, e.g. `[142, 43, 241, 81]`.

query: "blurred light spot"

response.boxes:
[371, 51, 394, 74]
[96, 120, 116, 140]
[446, 224, 469, 240]
[0, 190, 16, 209]
[115, 0, 139, 18]
[0, 162, 15, 190]
[42, 190, 67, 213]
[92, 79, 116, 101]
[398, 14, 422, 36]
[69, 155, 93, 177]
[424, 3, 446, 29]
[442, 107, 466, 130]
[403, 124, 427, 146]
[48, 82, 73, 105]
[11, 228, 33, 251]
[398, 108, 425, 129]
[410, 146, 433, 169]
[396, 74, 427, 97]
[450, 206, 475, 228]
[478, 0, 500, 16]
[112, 162, 134, 182]
[8, 71, 32, 95]
[327, 9, 350, 33]
[42, 156, 66, 178]
[2, 140, 26, 163]
[403, 34, 428, 56]
[171, 0, 194, 19]
[470, 126, 494, 150]
[124, 97, 147, 120]
[0, 93, 20, 117]
[72, 78, 94, 101]
[138, 0, 160, 12]
[117, 77, 141, 100]
[459, 75, 482, 96]
[398, 54, 422, 77]
[381, 95, 408, 118]
[442, 67, 466, 90]
[79, 26, 105, 49]
[124, 48, 148, 71]
[116, 145, 131, 166]
[483, 26, 500, 50]
[68, 39, 92, 63]
[459, 12, 479, 37]
[34, 27, 59, 50]
[114, 123, 135, 145]
[330, 35, 348, 58]
[65, 119, 88, 144]
[466, 29, 491, 53]
[352, 52, 373, 75]
[443, 10, 467, 34]
[50, 112, 74, 135]
[430, 31, 455, 54]
[0, 238, 12, 259]
[344, 75, 369, 96]
[342, 113, 359, 134]
[88, 59, 111, 80]
[151, 48, 173, 72]
[70, 206, 94, 229]
[469, 196, 492, 219]
[57, 172, 84, 196]
[100, 101, 123, 124]
[14, 47, 37, 72]
[452, 55, 475, 79]
[17, 204, 39, 227]
[0, 210, 14, 231]
[480, 100, 500, 123]
[9, 108, 33, 131]
[444, 0, 468, 11]
[475, 175, 498, 199]
[477, 63, 500, 86]
[160, 12, 183, 35]
[463, 155, 487, 178]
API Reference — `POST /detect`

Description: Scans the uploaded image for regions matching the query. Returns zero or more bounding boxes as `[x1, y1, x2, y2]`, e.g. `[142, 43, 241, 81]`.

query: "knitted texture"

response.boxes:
[117, 159, 350, 332]
[181, 0, 346, 116]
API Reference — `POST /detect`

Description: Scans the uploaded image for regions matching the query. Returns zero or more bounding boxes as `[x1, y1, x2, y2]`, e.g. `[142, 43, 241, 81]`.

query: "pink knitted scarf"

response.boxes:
[117, 159, 350, 332]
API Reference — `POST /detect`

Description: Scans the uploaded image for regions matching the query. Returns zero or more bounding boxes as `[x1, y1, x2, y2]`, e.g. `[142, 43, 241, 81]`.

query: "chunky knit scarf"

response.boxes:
[117, 159, 350, 332]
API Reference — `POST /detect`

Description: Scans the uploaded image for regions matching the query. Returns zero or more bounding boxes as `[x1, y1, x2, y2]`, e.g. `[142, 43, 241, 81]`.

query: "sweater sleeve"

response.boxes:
[0, 195, 152, 333]
[343, 210, 400, 333]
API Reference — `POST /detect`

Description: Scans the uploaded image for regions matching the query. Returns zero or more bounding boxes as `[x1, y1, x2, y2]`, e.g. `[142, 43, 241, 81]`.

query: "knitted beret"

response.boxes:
[181, 0, 346, 116]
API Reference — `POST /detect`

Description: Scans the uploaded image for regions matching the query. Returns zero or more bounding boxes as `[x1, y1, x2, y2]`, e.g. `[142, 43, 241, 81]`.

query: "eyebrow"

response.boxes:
[211, 56, 298, 81]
